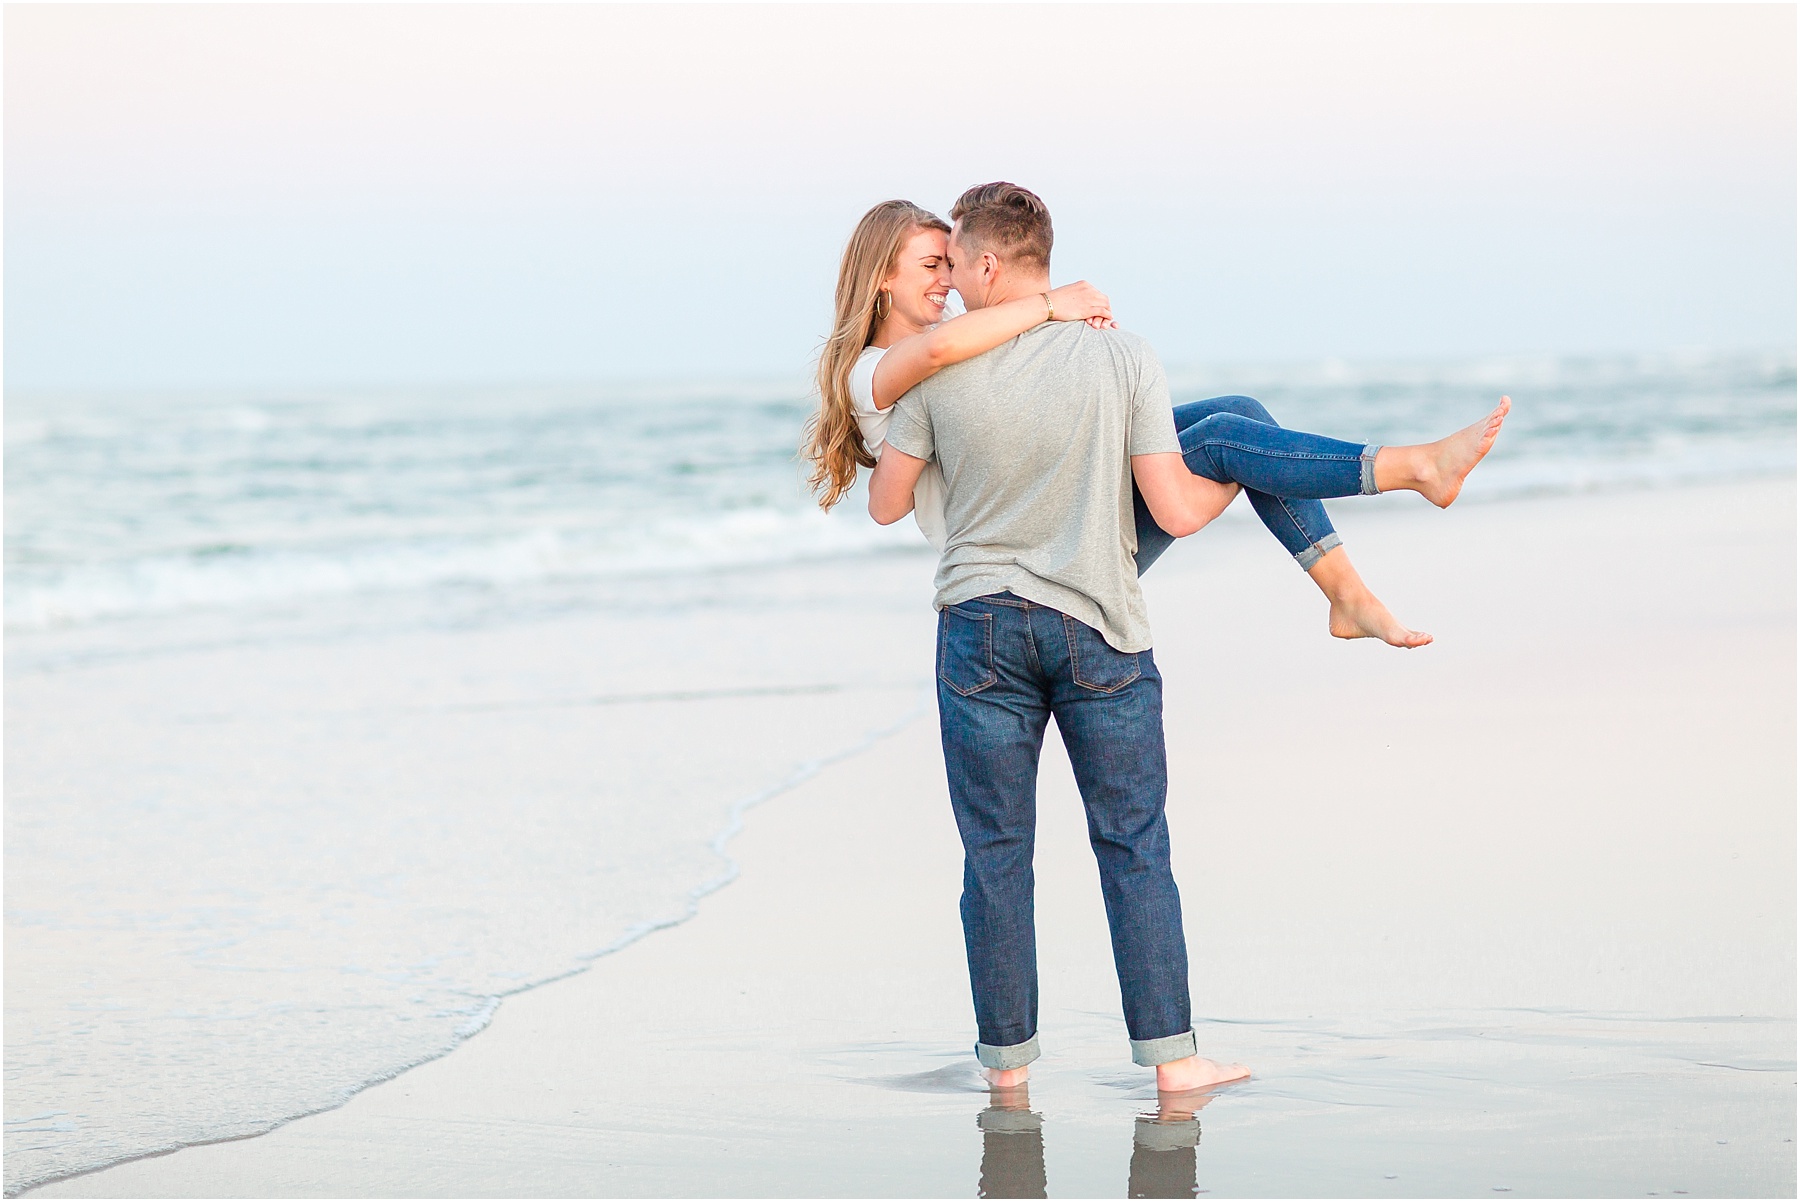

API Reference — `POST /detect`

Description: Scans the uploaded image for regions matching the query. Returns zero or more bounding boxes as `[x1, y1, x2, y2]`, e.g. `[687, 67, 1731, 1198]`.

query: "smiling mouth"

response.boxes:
[926, 293, 948, 306]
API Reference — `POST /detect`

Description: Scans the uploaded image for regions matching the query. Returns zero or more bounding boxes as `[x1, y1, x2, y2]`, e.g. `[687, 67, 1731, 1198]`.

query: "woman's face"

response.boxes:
[881, 228, 952, 329]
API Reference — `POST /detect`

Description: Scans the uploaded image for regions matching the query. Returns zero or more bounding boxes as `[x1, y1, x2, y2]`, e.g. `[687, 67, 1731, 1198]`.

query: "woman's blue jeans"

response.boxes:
[1133, 396, 1379, 574]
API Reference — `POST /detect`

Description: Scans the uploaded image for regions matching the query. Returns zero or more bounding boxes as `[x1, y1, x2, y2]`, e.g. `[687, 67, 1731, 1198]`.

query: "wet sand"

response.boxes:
[28, 479, 1796, 1197]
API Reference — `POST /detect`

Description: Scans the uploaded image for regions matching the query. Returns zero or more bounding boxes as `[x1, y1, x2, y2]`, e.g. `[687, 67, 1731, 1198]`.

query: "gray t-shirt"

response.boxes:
[884, 322, 1181, 653]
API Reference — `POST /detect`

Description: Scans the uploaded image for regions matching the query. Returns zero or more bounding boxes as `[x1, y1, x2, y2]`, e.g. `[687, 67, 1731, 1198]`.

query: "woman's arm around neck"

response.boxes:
[867, 281, 1114, 410]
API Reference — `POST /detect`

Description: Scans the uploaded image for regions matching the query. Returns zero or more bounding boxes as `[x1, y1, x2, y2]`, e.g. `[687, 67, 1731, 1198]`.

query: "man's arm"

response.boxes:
[1120, 338, 1230, 535]
[869, 446, 928, 525]
[1131, 453, 1239, 537]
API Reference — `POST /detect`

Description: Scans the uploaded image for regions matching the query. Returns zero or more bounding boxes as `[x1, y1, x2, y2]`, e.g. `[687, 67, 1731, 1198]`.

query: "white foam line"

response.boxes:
[9, 685, 935, 1198]
[573, 683, 936, 966]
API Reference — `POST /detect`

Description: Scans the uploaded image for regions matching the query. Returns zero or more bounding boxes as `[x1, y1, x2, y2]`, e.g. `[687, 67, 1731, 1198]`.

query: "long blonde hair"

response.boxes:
[802, 200, 951, 511]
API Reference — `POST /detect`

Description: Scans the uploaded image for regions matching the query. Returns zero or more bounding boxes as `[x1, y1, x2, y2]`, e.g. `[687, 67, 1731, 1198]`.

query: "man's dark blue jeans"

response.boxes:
[936, 592, 1197, 1071]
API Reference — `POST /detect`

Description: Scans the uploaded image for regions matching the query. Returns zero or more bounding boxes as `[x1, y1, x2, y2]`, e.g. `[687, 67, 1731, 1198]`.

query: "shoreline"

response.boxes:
[7, 692, 938, 1199]
[20, 477, 1798, 1197]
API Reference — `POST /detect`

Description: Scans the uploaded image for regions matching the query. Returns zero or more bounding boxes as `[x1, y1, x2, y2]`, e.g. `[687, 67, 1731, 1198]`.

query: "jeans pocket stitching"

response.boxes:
[940, 608, 996, 697]
[1063, 615, 1140, 693]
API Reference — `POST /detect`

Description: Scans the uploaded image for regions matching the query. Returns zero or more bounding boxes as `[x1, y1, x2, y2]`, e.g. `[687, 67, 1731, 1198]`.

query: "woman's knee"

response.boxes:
[1177, 414, 1249, 481]
[1174, 395, 1259, 430]
[1184, 411, 1262, 447]
[1209, 394, 1277, 424]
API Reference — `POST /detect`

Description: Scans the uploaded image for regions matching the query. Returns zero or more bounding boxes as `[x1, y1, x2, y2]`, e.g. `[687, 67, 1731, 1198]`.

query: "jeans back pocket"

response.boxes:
[1062, 615, 1141, 693]
[939, 605, 997, 696]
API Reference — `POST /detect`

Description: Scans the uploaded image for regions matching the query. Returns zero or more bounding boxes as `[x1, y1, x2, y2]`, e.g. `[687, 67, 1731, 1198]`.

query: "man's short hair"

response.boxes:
[950, 182, 1052, 271]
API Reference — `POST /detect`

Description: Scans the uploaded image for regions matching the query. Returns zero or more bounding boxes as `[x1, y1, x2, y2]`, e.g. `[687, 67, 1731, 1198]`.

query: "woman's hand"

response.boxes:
[1046, 280, 1118, 330]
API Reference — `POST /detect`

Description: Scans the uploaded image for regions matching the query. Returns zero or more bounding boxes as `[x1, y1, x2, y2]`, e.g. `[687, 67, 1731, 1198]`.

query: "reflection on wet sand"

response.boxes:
[977, 1087, 1046, 1199]
[1128, 1089, 1218, 1199]
[976, 1086, 1222, 1199]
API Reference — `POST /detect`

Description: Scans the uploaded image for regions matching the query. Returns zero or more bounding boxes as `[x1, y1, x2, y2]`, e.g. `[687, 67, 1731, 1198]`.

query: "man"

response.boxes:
[868, 181, 1251, 1093]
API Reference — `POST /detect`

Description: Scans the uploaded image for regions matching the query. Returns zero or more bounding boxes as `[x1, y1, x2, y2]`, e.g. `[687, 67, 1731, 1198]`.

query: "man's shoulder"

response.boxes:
[1091, 325, 1159, 364]
[915, 345, 991, 395]
[1033, 327, 1163, 396]
[922, 322, 1162, 394]
[1029, 321, 1159, 361]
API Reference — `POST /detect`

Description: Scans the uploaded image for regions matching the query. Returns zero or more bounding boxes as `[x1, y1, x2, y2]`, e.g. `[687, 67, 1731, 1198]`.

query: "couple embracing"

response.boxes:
[802, 183, 1508, 1093]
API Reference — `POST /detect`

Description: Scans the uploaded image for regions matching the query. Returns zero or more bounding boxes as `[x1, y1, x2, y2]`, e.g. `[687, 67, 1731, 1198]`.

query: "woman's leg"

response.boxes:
[1306, 544, 1431, 648]
[1135, 393, 1509, 563]
[1371, 397, 1511, 506]
[1133, 396, 1352, 575]
[1168, 397, 1511, 508]
[1178, 396, 1350, 568]
[1132, 395, 1437, 648]
[1181, 410, 1374, 497]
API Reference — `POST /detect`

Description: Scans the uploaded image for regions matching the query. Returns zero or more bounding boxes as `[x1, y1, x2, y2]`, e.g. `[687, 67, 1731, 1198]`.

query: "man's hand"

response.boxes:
[868, 446, 928, 525]
[1131, 453, 1238, 537]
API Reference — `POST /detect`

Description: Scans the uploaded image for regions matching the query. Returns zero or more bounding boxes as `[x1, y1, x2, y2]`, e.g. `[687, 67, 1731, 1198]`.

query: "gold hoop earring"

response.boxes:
[875, 290, 891, 320]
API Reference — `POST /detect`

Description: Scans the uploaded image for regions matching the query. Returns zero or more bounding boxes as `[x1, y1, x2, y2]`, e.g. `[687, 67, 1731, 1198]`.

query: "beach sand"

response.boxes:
[27, 479, 1795, 1197]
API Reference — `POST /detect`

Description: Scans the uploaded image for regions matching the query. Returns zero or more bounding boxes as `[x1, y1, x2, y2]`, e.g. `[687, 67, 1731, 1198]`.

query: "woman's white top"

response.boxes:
[849, 345, 948, 550]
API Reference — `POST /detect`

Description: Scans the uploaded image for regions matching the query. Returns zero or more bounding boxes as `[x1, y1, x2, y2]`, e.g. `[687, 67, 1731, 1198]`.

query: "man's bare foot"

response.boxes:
[986, 1083, 1033, 1113]
[1155, 1055, 1249, 1092]
[1375, 396, 1511, 507]
[982, 1065, 1029, 1089]
[1327, 585, 1432, 648]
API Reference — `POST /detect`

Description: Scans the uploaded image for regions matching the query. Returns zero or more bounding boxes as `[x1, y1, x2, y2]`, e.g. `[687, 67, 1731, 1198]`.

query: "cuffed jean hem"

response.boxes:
[1130, 1029, 1197, 1067]
[976, 1034, 1042, 1070]
[1360, 445, 1382, 495]
[1293, 531, 1343, 571]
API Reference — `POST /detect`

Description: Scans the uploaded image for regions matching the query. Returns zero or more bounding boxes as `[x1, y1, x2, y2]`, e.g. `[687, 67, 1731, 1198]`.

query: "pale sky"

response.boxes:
[6, 3, 1795, 392]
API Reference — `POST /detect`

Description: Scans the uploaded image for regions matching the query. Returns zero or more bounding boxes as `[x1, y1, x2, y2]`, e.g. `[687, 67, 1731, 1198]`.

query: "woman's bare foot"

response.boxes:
[1374, 395, 1511, 507]
[982, 1065, 1029, 1089]
[1327, 585, 1432, 648]
[1155, 1055, 1249, 1092]
[1307, 547, 1432, 648]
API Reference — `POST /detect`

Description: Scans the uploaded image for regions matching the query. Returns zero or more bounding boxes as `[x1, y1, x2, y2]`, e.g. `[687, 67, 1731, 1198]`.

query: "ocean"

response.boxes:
[5, 351, 1794, 1194]
[10, 351, 1795, 646]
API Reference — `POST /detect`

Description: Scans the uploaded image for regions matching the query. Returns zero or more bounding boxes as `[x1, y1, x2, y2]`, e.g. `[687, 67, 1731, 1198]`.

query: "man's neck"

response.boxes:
[982, 277, 1053, 311]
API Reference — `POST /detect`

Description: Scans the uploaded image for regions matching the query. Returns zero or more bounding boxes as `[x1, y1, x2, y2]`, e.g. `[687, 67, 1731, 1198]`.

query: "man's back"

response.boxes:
[884, 321, 1180, 653]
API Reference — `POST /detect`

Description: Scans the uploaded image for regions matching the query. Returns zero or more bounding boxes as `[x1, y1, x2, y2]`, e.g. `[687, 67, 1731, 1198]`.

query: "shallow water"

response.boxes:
[829, 1008, 1796, 1198]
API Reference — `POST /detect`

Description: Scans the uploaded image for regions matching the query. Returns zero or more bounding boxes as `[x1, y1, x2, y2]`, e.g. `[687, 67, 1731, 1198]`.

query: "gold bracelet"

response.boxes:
[1043, 292, 1054, 322]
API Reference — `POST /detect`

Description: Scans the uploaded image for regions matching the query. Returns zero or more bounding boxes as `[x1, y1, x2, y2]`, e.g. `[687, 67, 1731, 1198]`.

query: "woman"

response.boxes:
[801, 200, 1509, 648]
